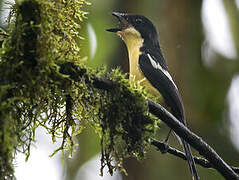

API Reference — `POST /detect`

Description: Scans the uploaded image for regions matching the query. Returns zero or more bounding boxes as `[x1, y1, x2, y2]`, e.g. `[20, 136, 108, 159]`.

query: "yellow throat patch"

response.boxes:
[117, 27, 144, 81]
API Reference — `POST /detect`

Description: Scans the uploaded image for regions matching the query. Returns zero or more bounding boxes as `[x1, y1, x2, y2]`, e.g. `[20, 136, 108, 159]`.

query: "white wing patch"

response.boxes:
[147, 53, 178, 89]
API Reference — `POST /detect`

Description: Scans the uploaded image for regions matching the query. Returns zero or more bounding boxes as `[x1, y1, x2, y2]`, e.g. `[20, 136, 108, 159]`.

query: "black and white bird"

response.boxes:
[107, 12, 199, 180]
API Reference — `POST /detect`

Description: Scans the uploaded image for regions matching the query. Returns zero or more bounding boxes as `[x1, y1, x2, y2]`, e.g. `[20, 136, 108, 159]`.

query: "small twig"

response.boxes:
[151, 139, 239, 174]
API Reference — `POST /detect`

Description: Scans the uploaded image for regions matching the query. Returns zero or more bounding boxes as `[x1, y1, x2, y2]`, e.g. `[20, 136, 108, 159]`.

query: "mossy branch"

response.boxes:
[59, 62, 239, 180]
[0, 0, 93, 178]
[0, 0, 157, 176]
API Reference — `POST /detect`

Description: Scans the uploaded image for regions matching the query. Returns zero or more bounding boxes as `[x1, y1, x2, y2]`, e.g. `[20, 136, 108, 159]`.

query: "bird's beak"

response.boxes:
[106, 12, 130, 33]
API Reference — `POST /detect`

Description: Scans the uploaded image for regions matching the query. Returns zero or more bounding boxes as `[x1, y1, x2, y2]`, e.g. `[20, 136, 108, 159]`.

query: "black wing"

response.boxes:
[139, 52, 185, 123]
[140, 46, 168, 71]
[139, 52, 199, 180]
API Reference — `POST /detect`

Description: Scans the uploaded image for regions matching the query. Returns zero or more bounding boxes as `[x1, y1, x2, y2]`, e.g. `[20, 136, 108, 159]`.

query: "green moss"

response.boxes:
[0, 0, 159, 178]
[0, 0, 89, 178]
[98, 69, 158, 175]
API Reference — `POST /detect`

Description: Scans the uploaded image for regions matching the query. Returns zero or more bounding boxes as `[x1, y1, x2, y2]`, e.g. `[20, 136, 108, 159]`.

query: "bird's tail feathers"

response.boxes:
[182, 140, 200, 180]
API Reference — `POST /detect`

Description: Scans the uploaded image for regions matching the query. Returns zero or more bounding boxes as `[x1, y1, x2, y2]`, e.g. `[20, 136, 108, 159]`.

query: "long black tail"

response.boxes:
[182, 140, 200, 180]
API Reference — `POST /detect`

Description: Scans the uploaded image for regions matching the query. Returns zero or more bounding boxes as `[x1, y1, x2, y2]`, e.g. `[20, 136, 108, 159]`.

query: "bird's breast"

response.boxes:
[120, 29, 163, 101]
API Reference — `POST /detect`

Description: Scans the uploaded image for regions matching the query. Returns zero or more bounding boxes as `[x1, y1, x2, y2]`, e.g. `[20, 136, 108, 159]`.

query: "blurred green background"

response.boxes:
[1, 0, 239, 180]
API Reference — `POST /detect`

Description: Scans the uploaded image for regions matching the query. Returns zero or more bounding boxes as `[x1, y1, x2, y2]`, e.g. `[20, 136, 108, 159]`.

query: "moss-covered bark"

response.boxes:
[0, 0, 158, 179]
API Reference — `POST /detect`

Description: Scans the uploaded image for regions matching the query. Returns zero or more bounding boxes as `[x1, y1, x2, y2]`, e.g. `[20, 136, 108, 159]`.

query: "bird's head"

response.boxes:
[107, 12, 159, 48]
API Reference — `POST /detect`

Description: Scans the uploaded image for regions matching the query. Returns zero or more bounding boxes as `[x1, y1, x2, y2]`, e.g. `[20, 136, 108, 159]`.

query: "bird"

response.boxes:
[106, 12, 199, 180]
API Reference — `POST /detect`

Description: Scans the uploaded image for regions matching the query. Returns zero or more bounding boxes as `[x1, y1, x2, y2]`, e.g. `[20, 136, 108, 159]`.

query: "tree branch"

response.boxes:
[151, 139, 239, 174]
[148, 99, 239, 180]
[60, 63, 239, 180]
[95, 77, 239, 179]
